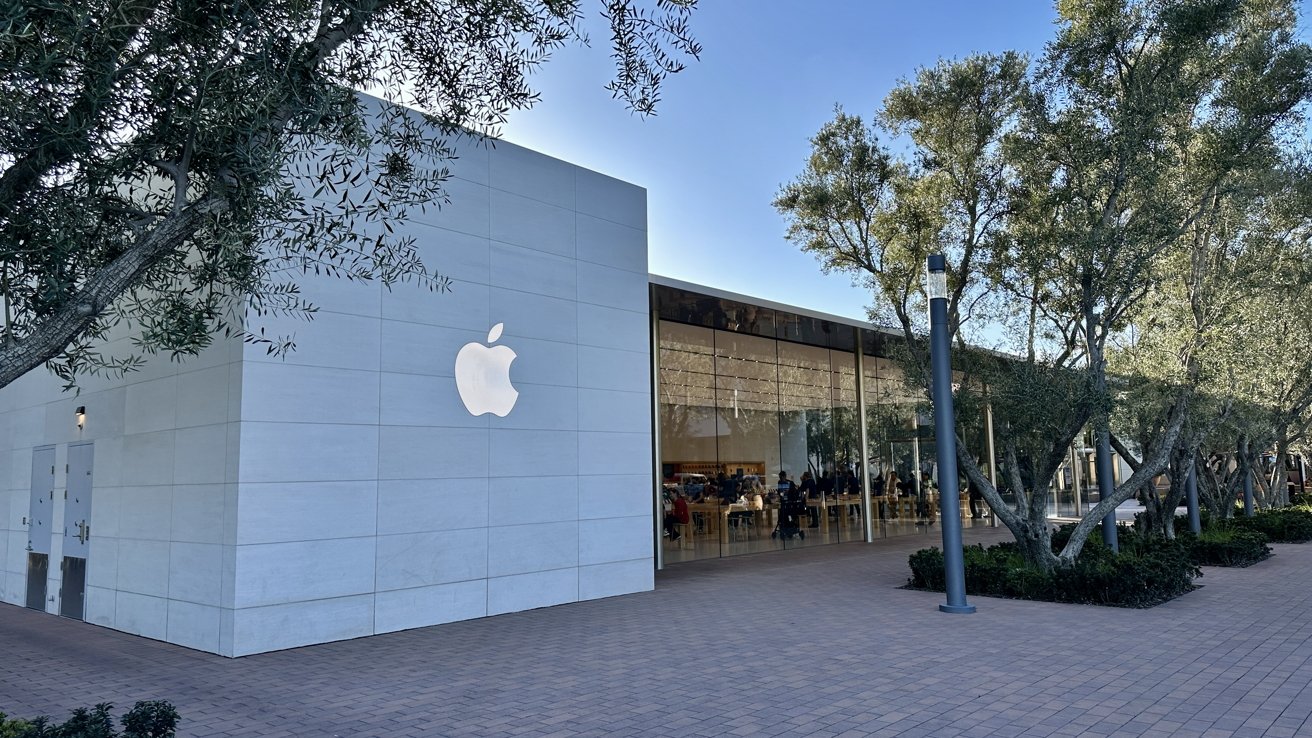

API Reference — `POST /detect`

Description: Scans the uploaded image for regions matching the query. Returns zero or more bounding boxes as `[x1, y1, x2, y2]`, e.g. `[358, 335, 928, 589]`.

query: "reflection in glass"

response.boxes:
[658, 309, 1004, 561]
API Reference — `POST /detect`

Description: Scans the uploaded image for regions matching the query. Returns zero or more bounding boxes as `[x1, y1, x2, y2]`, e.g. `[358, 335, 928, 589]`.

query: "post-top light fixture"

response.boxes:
[926, 253, 948, 300]
[75, 406, 86, 429]
[925, 251, 975, 615]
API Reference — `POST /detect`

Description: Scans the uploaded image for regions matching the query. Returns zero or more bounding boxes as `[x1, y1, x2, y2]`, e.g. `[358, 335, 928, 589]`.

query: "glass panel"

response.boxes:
[865, 358, 929, 537]
[914, 406, 937, 528]
[715, 330, 780, 556]
[777, 341, 832, 548]
[660, 312, 906, 561]
[830, 348, 862, 541]
[1054, 452, 1077, 517]
[658, 321, 719, 562]
[721, 300, 777, 339]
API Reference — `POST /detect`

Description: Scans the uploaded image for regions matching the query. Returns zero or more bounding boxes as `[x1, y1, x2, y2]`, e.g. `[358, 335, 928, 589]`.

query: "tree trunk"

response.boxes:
[1056, 395, 1188, 565]
[0, 195, 226, 387]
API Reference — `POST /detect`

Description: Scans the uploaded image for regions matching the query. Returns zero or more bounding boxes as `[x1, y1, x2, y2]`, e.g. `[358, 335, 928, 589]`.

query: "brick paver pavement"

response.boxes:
[3, 527, 1312, 737]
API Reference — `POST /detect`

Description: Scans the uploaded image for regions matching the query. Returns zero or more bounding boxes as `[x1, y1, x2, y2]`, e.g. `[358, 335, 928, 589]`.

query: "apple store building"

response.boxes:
[0, 116, 1024, 656]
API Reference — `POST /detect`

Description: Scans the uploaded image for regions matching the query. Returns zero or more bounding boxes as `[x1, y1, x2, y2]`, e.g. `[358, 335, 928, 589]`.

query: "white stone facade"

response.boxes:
[0, 110, 654, 656]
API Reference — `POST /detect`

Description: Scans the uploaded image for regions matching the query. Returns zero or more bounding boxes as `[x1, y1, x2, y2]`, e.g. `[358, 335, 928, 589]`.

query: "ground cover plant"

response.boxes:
[0, 701, 177, 738]
[907, 526, 1199, 608]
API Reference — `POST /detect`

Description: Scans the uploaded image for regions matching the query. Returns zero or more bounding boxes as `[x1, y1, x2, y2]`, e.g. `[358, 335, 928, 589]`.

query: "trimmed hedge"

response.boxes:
[0, 702, 177, 738]
[1175, 506, 1312, 544]
[1227, 508, 1312, 543]
[1184, 528, 1272, 567]
[908, 533, 1199, 608]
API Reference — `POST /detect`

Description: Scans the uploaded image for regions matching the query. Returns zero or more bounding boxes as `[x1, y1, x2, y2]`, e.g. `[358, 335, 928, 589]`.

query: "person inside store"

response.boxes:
[663, 490, 690, 541]
[909, 471, 933, 525]
[800, 470, 819, 528]
[873, 471, 886, 516]
[687, 476, 706, 502]
[746, 483, 764, 510]
[717, 471, 740, 504]
[968, 475, 985, 519]
[839, 467, 860, 517]
[729, 478, 764, 529]
[885, 470, 901, 518]
[777, 470, 803, 533]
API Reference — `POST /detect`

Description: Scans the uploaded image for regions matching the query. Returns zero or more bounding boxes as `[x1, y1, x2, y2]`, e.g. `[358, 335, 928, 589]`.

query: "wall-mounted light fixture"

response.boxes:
[75, 406, 86, 429]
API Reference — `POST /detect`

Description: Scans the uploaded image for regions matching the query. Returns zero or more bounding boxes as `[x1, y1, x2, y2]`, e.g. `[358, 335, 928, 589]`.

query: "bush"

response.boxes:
[118, 703, 178, 738]
[1050, 522, 1153, 555]
[1, 714, 32, 738]
[1184, 529, 1272, 567]
[1226, 508, 1312, 543]
[1, 702, 177, 738]
[907, 547, 945, 590]
[907, 534, 1199, 608]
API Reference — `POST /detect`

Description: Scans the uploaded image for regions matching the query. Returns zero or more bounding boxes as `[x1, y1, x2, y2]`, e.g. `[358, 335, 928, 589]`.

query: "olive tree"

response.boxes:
[776, 0, 1311, 569]
[0, 0, 700, 389]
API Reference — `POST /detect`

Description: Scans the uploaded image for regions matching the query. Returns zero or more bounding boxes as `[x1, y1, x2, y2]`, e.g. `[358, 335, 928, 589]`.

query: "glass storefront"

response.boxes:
[653, 281, 1123, 564]
[654, 284, 1001, 563]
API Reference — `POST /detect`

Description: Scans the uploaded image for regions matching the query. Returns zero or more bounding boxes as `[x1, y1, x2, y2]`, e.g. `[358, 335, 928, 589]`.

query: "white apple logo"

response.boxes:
[455, 323, 519, 417]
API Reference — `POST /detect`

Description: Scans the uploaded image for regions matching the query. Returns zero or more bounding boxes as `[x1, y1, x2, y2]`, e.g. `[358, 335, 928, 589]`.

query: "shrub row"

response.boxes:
[0, 702, 176, 738]
[1173, 506, 1312, 544]
[1226, 508, 1312, 543]
[908, 533, 1199, 608]
[1183, 529, 1272, 567]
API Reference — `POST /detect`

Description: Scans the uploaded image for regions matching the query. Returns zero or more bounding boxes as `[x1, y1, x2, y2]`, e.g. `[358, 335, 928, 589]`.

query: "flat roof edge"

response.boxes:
[648, 273, 1020, 360]
[647, 273, 904, 339]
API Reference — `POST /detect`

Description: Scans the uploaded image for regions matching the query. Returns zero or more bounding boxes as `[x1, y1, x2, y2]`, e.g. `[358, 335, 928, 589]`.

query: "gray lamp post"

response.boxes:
[927, 254, 975, 614]
[1186, 459, 1201, 534]
[1096, 431, 1118, 552]
[1243, 460, 1255, 517]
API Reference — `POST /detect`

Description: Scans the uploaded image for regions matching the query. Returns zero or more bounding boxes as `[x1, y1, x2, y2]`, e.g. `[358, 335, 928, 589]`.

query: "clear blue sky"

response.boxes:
[500, 1, 1062, 323]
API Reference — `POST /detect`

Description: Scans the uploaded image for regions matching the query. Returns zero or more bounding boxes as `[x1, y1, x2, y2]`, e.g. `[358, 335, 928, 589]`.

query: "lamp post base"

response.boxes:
[939, 603, 977, 614]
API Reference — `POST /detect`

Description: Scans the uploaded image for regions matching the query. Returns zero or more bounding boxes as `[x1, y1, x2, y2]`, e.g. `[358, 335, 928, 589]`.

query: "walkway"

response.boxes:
[3, 527, 1311, 737]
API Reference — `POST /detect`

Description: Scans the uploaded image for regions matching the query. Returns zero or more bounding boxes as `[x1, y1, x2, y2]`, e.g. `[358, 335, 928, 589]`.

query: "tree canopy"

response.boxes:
[776, 0, 1312, 568]
[0, 0, 700, 388]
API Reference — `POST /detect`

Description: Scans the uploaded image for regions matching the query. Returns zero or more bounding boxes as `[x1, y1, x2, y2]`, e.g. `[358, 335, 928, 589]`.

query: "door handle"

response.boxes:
[76, 520, 90, 544]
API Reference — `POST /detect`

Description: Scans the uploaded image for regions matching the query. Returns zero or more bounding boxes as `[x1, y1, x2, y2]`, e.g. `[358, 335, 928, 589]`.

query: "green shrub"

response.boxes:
[1191, 525, 1270, 564]
[1052, 535, 1199, 607]
[1049, 523, 1075, 552]
[1, 714, 32, 738]
[1184, 528, 1272, 567]
[1226, 508, 1312, 543]
[907, 534, 1199, 608]
[2, 702, 177, 738]
[118, 702, 178, 738]
[907, 547, 945, 590]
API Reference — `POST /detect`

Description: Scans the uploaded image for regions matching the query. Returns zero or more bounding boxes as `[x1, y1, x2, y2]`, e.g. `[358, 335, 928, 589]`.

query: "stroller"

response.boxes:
[771, 486, 807, 541]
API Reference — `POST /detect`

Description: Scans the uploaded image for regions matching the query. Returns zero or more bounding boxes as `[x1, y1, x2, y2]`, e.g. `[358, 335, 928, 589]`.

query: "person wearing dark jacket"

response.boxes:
[777, 471, 804, 537]
[717, 472, 740, 504]
[968, 477, 985, 519]
[800, 471, 820, 528]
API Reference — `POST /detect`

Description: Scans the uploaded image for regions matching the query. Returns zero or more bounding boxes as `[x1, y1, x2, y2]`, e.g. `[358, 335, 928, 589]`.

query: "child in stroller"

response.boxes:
[771, 471, 806, 541]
